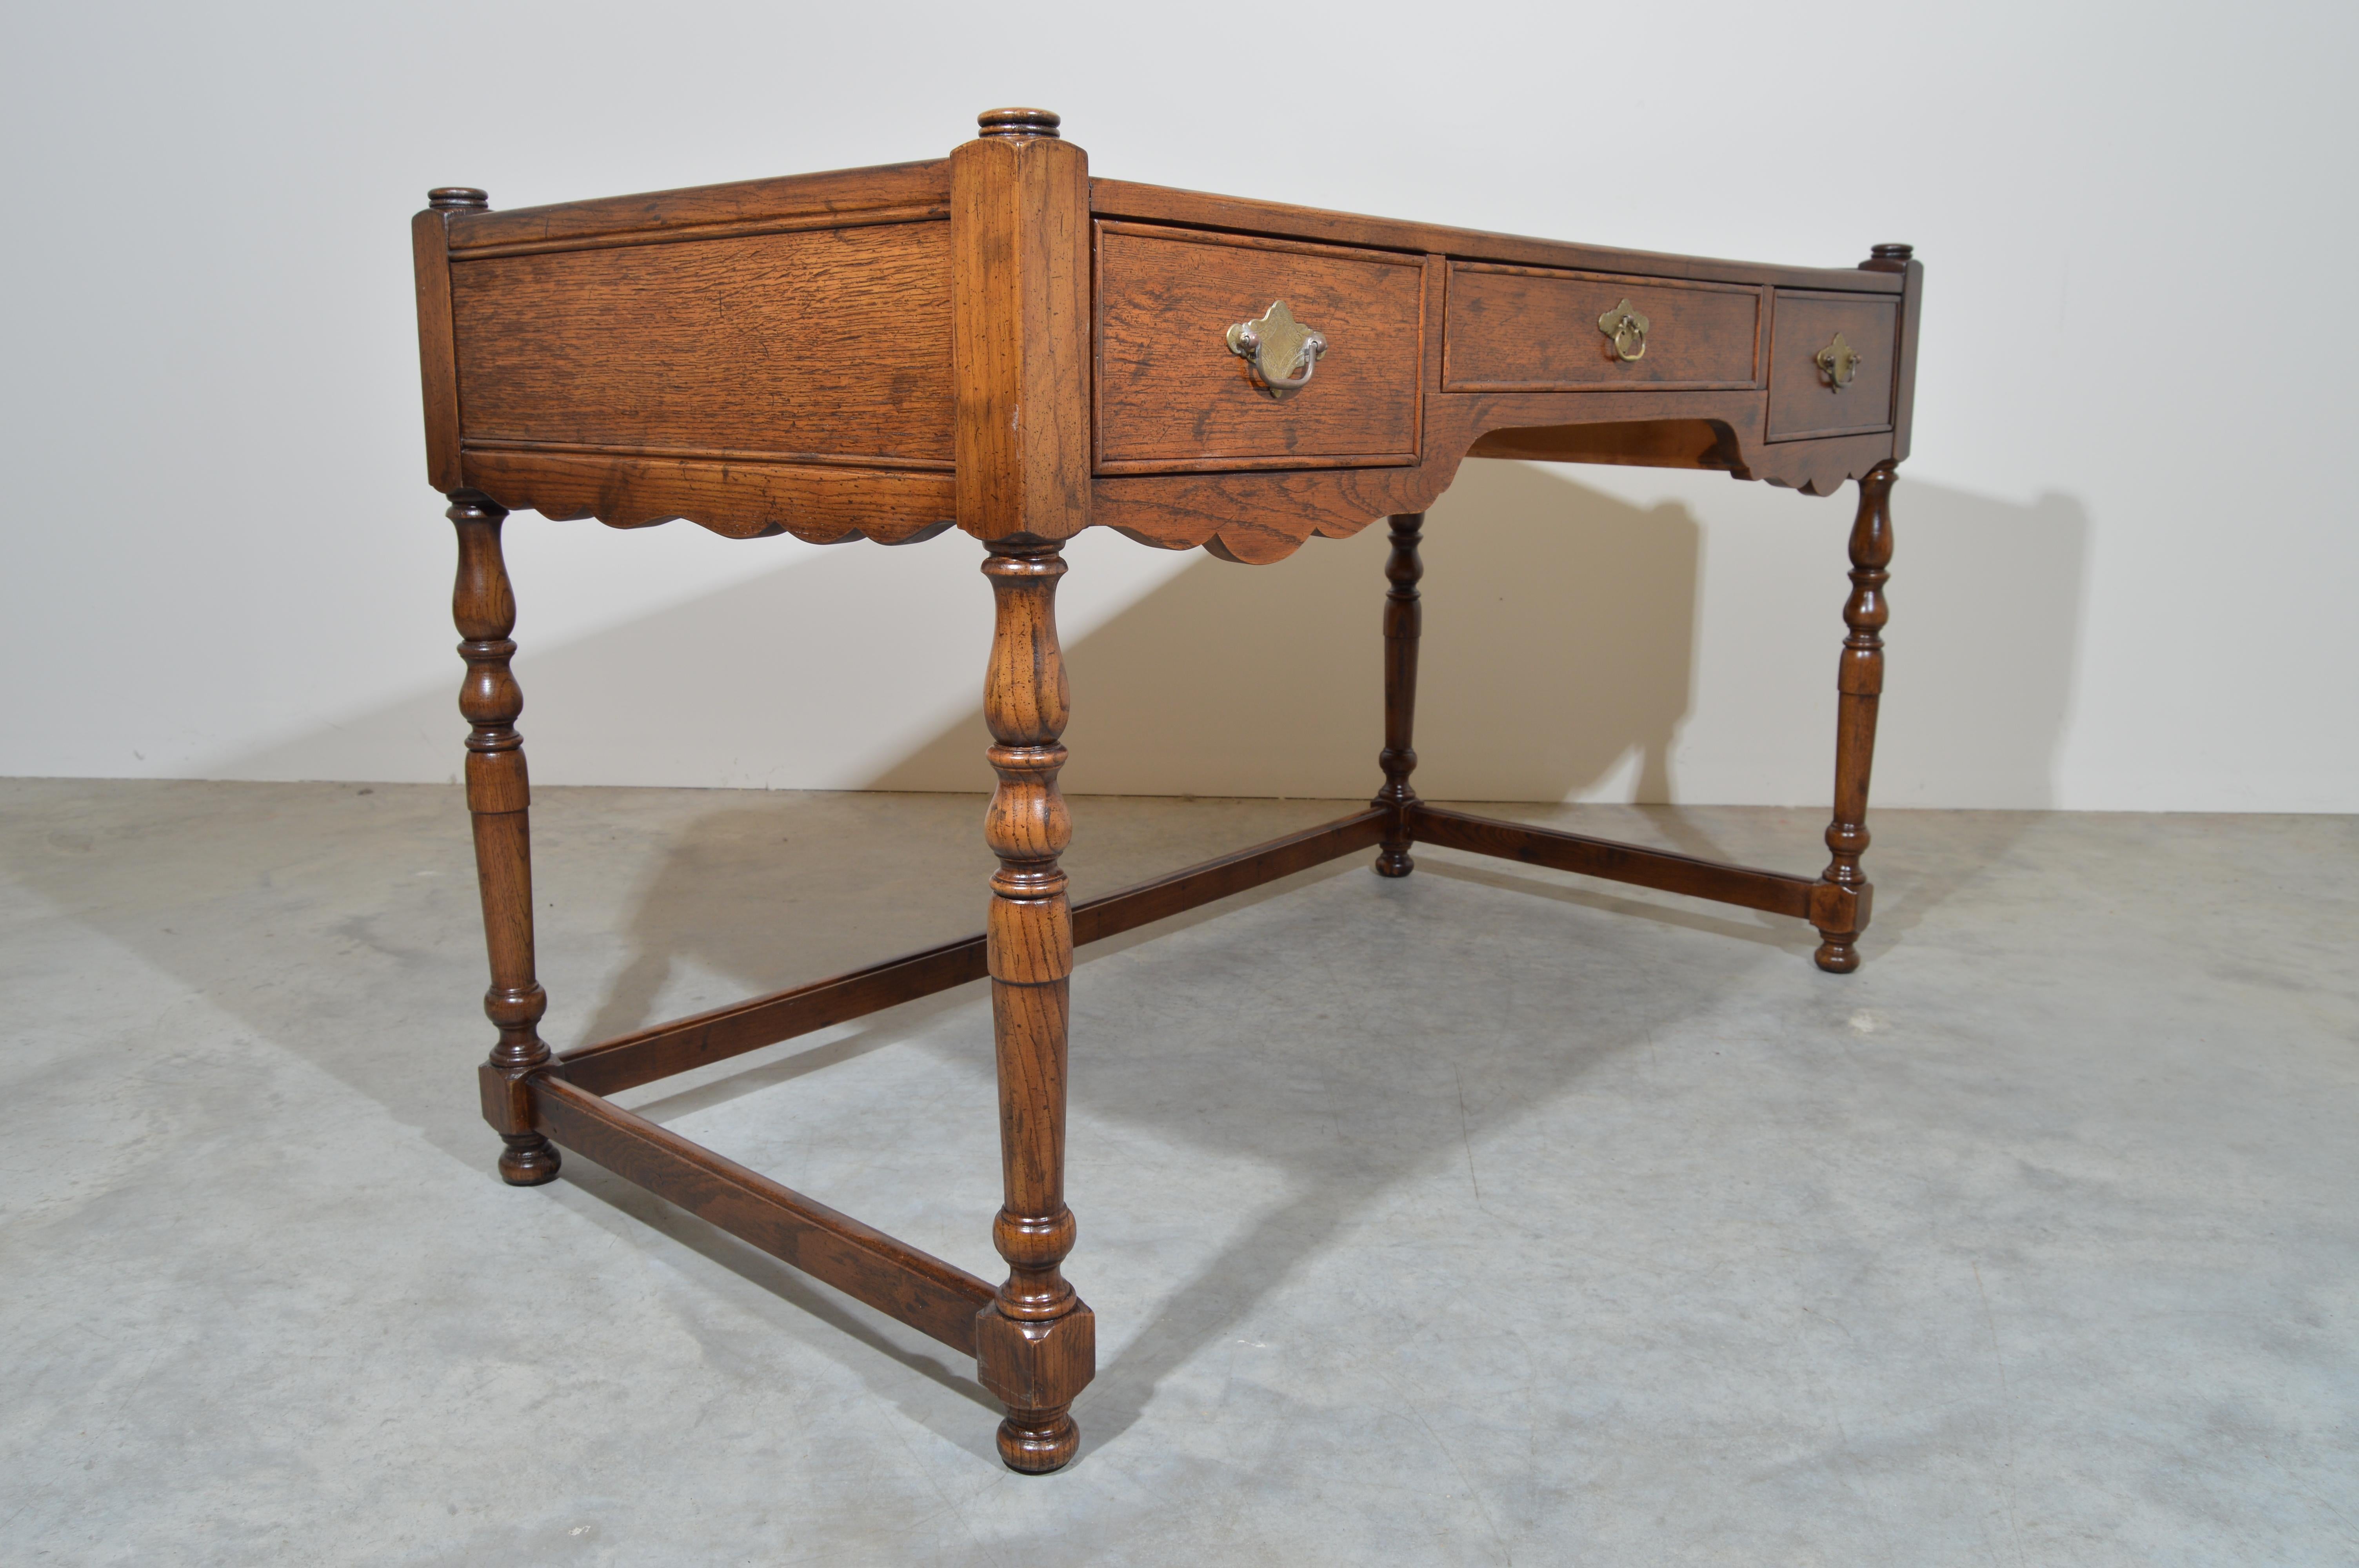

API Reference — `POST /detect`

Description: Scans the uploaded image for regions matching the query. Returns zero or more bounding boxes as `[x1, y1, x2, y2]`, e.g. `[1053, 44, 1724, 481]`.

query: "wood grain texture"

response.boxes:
[452, 221, 952, 463]
[1088, 178, 1906, 295]
[1813, 463, 1896, 972]
[1766, 290, 1901, 441]
[446, 160, 951, 253]
[1095, 223, 1423, 470]
[952, 130, 1091, 544]
[1445, 265, 1761, 391]
[459, 448, 954, 544]
[412, 210, 463, 490]
[449, 494, 559, 1186]
[531, 1075, 996, 1352]
[1409, 804, 1819, 917]
[976, 535, 1092, 1472]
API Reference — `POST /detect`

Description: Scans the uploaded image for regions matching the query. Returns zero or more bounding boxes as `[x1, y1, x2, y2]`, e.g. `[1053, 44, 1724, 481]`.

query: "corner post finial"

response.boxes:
[976, 107, 1061, 140]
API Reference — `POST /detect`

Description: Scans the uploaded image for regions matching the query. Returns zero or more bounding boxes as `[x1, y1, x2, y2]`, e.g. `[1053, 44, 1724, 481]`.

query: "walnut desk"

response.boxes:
[411, 108, 1922, 1473]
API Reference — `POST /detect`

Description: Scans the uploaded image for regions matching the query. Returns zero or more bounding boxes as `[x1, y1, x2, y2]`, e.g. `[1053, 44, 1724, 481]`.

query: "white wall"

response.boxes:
[3, 0, 2351, 810]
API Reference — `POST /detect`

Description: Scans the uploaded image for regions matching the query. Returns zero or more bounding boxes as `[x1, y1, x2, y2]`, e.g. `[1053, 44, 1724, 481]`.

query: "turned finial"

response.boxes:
[977, 107, 1061, 139]
[429, 187, 489, 211]
[1861, 242, 1913, 273]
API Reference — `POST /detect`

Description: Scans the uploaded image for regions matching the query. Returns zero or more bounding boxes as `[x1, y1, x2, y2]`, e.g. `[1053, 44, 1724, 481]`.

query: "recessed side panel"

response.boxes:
[1444, 265, 1762, 391]
[1765, 290, 1901, 442]
[451, 220, 953, 466]
[1094, 223, 1423, 472]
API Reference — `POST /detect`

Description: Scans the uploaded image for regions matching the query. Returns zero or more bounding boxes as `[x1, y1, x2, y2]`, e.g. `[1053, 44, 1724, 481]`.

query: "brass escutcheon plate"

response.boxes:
[1816, 332, 1862, 390]
[1598, 298, 1650, 361]
[1227, 301, 1327, 398]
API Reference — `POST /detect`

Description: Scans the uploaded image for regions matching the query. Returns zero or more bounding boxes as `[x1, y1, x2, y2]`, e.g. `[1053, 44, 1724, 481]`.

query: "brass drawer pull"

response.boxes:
[1816, 332, 1861, 389]
[1226, 300, 1327, 398]
[1597, 298, 1650, 361]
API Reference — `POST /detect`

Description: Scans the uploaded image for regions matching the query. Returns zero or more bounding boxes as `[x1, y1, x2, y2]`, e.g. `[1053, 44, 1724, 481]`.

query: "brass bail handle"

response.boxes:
[1598, 298, 1650, 362]
[1227, 301, 1327, 397]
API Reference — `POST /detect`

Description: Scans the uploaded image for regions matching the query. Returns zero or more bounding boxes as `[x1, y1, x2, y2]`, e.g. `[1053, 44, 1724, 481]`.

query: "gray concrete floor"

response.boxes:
[2, 780, 2354, 1566]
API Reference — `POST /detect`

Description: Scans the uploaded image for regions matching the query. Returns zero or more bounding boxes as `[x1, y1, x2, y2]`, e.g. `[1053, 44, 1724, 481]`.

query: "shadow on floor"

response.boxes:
[11, 460, 2092, 1466]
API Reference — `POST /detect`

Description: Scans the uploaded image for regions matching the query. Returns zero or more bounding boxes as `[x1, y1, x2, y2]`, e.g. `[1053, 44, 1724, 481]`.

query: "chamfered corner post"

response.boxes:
[952, 106, 1096, 1474]
[1372, 512, 1426, 876]
[449, 491, 560, 1183]
[1812, 462, 1897, 973]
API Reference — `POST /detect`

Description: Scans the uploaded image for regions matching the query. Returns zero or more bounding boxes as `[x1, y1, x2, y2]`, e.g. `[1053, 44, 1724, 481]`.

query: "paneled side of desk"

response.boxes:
[416, 160, 963, 546]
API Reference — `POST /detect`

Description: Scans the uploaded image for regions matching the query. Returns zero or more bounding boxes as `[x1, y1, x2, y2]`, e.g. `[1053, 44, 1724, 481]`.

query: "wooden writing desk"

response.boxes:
[411, 108, 1921, 1472]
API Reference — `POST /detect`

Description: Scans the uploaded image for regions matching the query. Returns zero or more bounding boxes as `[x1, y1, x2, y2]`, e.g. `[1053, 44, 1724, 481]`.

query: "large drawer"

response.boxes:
[1094, 222, 1424, 473]
[1443, 263, 1762, 391]
[1766, 290, 1901, 441]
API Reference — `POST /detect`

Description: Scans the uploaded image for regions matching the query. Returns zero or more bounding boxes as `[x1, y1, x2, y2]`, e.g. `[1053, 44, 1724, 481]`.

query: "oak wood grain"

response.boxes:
[1409, 804, 1819, 917]
[453, 221, 952, 463]
[412, 209, 463, 491]
[446, 160, 951, 253]
[460, 448, 955, 544]
[1095, 223, 1423, 470]
[531, 1075, 996, 1352]
[1445, 264, 1761, 391]
[1088, 177, 1906, 296]
[449, 494, 559, 1186]
[951, 127, 1091, 543]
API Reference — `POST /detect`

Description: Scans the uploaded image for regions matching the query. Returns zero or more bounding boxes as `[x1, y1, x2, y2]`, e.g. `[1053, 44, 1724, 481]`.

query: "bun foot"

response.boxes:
[996, 1407, 1079, 1473]
[497, 1132, 562, 1185]
[1812, 938, 1860, 974]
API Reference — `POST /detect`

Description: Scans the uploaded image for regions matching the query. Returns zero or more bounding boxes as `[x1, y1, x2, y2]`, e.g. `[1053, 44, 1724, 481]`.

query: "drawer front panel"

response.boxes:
[1766, 291, 1900, 441]
[1444, 264, 1761, 390]
[452, 220, 953, 465]
[1095, 223, 1424, 472]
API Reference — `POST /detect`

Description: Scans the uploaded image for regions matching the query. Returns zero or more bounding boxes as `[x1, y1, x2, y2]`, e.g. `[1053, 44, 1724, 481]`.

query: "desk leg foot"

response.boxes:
[498, 1132, 562, 1185]
[978, 541, 1095, 1473]
[1372, 512, 1425, 877]
[451, 493, 561, 1180]
[1811, 465, 1895, 973]
[997, 1407, 1081, 1474]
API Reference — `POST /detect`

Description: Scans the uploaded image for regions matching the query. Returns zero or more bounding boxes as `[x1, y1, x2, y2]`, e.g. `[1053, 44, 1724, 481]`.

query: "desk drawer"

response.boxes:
[1443, 264, 1762, 391]
[1094, 223, 1424, 473]
[1766, 290, 1900, 441]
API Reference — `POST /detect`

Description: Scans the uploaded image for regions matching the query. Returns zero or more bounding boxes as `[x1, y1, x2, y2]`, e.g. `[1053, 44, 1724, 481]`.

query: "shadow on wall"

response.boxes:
[221, 462, 2086, 812]
[876, 459, 1702, 800]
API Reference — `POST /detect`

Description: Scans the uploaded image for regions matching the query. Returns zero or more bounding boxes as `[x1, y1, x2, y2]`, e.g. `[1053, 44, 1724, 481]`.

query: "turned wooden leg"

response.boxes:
[975, 539, 1095, 1473]
[1812, 465, 1896, 973]
[450, 493, 559, 1184]
[1372, 512, 1425, 877]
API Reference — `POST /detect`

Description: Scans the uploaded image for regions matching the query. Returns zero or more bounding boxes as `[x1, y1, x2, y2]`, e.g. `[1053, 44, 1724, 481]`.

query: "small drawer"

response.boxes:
[1094, 222, 1424, 473]
[1766, 290, 1900, 441]
[1443, 263, 1762, 391]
